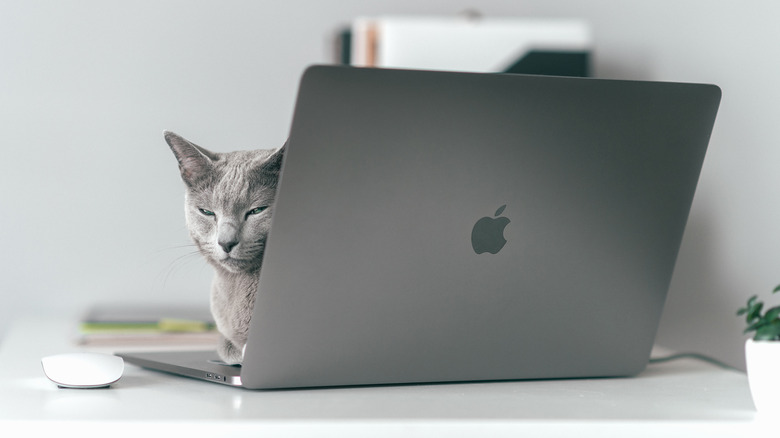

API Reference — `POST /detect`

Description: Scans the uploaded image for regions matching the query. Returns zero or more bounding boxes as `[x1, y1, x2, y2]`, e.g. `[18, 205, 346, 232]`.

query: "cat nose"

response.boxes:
[219, 239, 239, 253]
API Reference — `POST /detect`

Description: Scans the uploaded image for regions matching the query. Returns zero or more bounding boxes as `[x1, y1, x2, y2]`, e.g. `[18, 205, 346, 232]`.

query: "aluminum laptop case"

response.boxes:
[119, 66, 721, 389]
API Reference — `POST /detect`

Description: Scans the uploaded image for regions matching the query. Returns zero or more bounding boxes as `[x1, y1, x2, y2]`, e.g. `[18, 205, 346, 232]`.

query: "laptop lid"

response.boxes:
[238, 66, 720, 389]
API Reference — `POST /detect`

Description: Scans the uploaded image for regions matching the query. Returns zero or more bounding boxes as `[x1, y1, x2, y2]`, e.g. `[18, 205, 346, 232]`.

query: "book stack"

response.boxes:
[337, 15, 592, 77]
[77, 304, 219, 349]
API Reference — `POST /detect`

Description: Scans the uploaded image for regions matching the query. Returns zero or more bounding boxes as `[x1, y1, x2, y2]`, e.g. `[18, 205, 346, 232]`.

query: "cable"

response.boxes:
[648, 352, 742, 372]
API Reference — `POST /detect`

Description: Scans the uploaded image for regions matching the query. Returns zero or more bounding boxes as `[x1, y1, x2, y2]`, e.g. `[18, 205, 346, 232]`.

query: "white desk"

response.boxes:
[0, 315, 767, 437]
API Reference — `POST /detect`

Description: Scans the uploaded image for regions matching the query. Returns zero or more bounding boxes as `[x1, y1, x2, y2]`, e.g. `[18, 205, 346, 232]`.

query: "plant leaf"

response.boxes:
[747, 301, 764, 323]
[745, 320, 767, 334]
[738, 295, 757, 317]
[774, 284, 780, 294]
[494, 205, 507, 217]
[754, 320, 780, 341]
[764, 306, 780, 322]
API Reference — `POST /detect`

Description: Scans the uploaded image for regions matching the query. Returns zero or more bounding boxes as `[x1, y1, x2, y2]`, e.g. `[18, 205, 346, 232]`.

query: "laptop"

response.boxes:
[118, 65, 721, 389]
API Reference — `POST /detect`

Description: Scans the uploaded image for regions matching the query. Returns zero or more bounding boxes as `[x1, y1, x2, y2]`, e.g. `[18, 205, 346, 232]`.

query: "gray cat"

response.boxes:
[164, 131, 285, 365]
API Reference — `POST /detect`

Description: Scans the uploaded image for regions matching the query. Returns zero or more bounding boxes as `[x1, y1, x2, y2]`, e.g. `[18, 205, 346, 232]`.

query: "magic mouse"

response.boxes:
[41, 352, 124, 388]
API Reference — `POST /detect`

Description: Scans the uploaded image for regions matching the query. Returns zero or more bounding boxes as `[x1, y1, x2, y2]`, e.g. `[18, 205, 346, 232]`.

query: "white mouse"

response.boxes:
[41, 352, 124, 388]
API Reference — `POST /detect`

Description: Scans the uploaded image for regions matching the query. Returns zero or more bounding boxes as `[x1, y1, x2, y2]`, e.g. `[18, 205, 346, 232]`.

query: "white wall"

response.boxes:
[2, 0, 778, 370]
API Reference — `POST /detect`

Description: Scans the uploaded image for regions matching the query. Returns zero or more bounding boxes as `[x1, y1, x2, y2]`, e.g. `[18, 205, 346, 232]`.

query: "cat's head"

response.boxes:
[164, 131, 285, 274]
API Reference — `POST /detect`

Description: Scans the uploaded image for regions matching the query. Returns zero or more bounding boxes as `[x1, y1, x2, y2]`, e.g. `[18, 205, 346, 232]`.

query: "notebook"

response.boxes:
[118, 65, 721, 389]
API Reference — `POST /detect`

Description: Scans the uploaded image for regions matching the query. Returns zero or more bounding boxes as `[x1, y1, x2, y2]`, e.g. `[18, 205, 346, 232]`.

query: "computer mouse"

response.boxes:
[41, 352, 124, 388]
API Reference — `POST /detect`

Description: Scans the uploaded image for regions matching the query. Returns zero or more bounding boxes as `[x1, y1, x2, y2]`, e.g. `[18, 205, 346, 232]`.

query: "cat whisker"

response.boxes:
[151, 243, 199, 255]
[158, 249, 207, 290]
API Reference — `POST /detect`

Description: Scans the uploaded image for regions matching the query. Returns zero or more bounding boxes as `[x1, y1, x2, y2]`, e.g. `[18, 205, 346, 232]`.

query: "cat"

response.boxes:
[164, 131, 285, 365]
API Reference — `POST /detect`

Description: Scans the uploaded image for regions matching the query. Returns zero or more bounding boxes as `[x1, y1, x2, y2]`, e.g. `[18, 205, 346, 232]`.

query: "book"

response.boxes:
[342, 15, 592, 77]
[77, 304, 219, 348]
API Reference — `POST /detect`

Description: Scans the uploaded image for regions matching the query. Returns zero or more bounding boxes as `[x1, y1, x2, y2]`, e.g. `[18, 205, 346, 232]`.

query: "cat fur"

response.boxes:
[164, 131, 285, 364]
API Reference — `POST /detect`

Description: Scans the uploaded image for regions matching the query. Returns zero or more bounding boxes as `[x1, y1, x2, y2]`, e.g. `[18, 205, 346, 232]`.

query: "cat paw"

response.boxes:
[217, 338, 245, 365]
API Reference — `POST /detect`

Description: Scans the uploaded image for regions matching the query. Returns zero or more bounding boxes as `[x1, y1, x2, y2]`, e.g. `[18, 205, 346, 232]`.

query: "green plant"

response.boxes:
[738, 285, 780, 340]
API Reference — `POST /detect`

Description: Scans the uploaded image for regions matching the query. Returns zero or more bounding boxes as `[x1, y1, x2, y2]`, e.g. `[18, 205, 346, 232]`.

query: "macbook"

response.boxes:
[119, 65, 721, 389]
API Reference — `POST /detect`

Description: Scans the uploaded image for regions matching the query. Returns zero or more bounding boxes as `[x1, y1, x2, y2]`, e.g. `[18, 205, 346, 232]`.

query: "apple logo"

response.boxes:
[471, 205, 510, 255]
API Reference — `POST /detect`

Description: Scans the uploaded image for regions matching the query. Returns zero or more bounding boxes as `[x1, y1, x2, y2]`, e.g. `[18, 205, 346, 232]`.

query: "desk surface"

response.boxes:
[0, 315, 767, 437]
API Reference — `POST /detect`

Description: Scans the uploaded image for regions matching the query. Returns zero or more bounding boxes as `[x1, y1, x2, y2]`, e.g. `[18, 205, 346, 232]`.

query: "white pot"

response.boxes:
[745, 338, 780, 413]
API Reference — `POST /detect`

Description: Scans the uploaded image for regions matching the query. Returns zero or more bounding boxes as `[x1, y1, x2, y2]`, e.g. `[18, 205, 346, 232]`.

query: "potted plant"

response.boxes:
[737, 285, 780, 414]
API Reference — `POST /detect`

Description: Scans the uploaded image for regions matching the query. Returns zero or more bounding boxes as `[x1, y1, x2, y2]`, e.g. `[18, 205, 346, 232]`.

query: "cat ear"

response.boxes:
[257, 140, 287, 172]
[164, 131, 218, 186]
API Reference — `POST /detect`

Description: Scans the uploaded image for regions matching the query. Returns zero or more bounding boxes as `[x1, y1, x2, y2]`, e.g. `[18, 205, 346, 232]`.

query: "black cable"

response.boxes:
[648, 352, 742, 372]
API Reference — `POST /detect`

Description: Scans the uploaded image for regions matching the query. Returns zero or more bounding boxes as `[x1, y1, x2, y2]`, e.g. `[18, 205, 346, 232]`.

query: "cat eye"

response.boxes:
[198, 208, 215, 217]
[246, 206, 268, 217]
